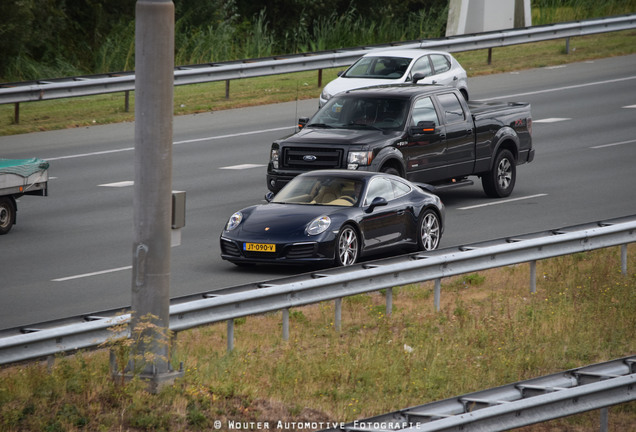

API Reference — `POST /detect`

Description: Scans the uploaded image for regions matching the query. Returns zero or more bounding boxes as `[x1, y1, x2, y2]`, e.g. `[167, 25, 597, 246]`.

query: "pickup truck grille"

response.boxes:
[282, 147, 344, 170]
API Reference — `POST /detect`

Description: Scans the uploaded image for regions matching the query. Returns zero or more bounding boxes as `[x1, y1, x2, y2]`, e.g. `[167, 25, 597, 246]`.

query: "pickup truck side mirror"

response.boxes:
[409, 121, 437, 136]
[366, 196, 388, 213]
[412, 72, 426, 84]
[264, 192, 275, 202]
[297, 117, 309, 130]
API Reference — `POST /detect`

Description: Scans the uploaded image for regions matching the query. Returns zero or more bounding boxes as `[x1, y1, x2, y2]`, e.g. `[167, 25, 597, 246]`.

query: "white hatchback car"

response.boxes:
[319, 49, 469, 107]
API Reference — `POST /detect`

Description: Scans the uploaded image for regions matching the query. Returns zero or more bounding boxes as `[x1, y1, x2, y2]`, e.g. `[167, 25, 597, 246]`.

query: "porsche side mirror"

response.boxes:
[366, 196, 388, 212]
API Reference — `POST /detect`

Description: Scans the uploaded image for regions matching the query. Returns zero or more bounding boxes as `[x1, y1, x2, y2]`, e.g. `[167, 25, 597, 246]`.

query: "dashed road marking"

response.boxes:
[220, 164, 266, 170]
[98, 181, 134, 187]
[52, 266, 132, 282]
[591, 139, 636, 149]
[534, 118, 571, 123]
[458, 194, 548, 210]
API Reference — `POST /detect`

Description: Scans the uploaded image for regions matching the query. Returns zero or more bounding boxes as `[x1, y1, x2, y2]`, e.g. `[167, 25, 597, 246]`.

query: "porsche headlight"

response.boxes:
[306, 215, 331, 236]
[225, 211, 243, 231]
[320, 89, 331, 101]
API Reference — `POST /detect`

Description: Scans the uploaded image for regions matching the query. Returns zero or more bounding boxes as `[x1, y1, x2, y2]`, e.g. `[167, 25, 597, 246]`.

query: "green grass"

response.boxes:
[1, 30, 635, 137]
[1, 246, 635, 431]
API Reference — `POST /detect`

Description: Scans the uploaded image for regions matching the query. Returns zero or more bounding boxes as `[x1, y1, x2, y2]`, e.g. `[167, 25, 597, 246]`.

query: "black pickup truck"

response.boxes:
[267, 84, 534, 198]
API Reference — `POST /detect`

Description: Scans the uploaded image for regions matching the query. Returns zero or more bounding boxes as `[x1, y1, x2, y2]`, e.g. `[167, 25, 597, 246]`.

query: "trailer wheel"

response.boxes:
[482, 149, 516, 198]
[0, 197, 16, 235]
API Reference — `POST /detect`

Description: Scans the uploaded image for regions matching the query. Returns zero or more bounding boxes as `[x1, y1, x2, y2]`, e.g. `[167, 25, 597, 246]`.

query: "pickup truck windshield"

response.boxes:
[308, 96, 408, 131]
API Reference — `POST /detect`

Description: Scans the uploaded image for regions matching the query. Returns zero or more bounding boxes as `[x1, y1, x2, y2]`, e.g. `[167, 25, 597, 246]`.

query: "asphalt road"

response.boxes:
[1, 54, 635, 330]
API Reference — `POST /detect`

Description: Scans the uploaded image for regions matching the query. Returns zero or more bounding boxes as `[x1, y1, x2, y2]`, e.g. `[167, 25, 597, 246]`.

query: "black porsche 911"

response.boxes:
[220, 170, 445, 267]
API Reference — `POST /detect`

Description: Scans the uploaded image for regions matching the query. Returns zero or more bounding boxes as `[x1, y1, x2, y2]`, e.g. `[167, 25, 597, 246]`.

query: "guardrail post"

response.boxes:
[434, 278, 441, 312]
[124, 90, 130, 112]
[334, 298, 342, 332]
[621, 244, 628, 276]
[386, 288, 393, 315]
[600, 407, 609, 432]
[530, 260, 537, 293]
[318, 69, 323, 88]
[13, 103, 19, 124]
[227, 319, 234, 352]
[225, 80, 230, 99]
[282, 308, 289, 341]
[565, 37, 571, 54]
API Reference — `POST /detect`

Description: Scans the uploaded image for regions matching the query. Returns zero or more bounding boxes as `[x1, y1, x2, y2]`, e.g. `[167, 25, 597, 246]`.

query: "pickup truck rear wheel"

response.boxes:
[0, 197, 16, 235]
[482, 149, 516, 198]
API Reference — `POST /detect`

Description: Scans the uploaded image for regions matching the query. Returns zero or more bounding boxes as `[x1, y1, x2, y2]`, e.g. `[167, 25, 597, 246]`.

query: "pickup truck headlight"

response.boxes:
[270, 148, 279, 169]
[347, 151, 373, 169]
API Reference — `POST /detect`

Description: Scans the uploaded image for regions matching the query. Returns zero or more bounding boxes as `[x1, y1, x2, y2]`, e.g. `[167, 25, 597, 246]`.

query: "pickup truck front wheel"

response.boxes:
[0, 197, 16, 235]
[482, 149, 516, 198]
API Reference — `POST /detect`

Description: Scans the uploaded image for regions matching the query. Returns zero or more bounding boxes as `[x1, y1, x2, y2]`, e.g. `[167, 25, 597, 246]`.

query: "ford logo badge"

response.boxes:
[303, 155, 317, 162]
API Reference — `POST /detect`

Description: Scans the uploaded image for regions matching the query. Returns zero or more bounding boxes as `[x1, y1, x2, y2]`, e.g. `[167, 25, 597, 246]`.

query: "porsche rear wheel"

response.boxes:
[335, 224, 359, 266]
[417, 209, 441, 251]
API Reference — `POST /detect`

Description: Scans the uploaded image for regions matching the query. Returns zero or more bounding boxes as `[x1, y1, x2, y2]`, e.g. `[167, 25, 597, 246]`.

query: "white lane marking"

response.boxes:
[534, 118, 571, 123]
[220, 164, 266, 170]
[478, 76, 636, 101]
[99, 181, 134, 187]
[44, 126, 293, 161]
[52, 266, 132, 282]
[458, 194, 548, 210]
[46, 147, 133, 161]
[591, 139, 636, 149]
[624, 105, 636, 109]
[173, 126, 290, 145]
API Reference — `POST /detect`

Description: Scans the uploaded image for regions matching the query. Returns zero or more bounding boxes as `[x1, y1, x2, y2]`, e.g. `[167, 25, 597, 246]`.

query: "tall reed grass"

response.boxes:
[4, 1, 634, 82]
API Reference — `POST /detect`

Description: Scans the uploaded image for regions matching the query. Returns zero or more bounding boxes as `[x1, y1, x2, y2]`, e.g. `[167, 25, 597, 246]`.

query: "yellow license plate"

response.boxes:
[244, 243, 276, 252]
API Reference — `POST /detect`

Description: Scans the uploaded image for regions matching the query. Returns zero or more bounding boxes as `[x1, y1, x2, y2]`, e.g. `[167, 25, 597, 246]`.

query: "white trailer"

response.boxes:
[0, 158, 49, 234]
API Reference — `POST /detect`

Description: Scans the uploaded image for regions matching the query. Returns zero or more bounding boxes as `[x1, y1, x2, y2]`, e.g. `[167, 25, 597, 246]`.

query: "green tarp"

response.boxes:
[0, 158, 49, 177]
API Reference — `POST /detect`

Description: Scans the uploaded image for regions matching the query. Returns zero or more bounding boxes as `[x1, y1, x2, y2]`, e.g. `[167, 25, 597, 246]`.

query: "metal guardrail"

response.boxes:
[320, 356, 636, 432]
[1, 14, 635, 105]
[1, 214, 634, 366]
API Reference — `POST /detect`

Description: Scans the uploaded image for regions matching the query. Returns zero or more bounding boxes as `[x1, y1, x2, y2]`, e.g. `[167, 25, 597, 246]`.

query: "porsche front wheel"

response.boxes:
[417, 209, 441, 251]
[335, 224, 359, 266]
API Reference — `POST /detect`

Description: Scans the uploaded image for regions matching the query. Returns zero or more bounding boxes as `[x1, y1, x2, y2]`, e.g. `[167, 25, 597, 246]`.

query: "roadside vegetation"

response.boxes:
[1, 246, 634, 431]
[1, 0, 635, 136]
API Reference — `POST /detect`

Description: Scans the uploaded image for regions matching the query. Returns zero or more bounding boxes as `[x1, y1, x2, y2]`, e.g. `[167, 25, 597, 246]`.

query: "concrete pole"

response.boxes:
[130, 0, 180, 390]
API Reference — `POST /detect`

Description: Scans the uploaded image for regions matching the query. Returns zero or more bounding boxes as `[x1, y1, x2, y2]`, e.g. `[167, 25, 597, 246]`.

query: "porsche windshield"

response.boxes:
[272, 176, 364, 207]
[308, 96, 408, 131]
